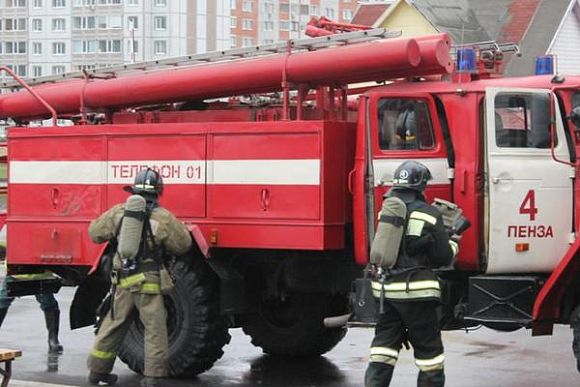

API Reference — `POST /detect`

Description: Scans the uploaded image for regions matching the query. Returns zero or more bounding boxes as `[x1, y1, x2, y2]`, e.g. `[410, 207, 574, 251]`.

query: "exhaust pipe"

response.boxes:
[323, 313, 352, 328]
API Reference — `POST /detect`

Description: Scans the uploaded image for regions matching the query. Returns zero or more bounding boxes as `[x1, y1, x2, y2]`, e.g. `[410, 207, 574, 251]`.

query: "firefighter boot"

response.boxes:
[88, 371, 118, 386]
[417, 369, 445, 387]
[0, 308, 7, 327]
[364, 363, 394, 387]
[44, 308, 63, 353]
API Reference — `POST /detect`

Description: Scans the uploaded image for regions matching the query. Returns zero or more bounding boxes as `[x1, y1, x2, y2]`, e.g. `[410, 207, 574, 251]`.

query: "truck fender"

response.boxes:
[186, 224, 211, 258]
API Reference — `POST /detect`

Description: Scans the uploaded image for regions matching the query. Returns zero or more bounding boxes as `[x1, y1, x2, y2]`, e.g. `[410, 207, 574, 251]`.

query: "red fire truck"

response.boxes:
[1, 29, 580, 376]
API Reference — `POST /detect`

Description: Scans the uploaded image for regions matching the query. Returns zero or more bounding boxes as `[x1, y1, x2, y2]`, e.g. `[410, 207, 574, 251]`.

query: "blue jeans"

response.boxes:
[0, 275, 59, 311]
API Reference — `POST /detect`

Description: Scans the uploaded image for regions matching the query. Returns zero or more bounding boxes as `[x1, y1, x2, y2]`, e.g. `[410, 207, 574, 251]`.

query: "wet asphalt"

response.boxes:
[1, 284, 579, 387]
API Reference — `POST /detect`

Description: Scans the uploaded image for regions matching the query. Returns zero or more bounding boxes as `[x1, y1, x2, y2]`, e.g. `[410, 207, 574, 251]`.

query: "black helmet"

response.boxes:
[124, 168, 163, 196]
[392, 160, 432, 192]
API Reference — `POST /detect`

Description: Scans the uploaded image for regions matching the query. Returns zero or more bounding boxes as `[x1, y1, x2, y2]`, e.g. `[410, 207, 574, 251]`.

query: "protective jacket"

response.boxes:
[371, 189, 457, 303]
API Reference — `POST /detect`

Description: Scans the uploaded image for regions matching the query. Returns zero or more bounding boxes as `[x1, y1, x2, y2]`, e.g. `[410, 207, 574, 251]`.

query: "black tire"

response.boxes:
[242, 292, 347, 357]
[118, 259, 231, 377]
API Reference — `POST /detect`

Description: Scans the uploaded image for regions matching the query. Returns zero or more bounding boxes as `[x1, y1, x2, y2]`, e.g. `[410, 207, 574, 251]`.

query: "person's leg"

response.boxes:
[87, 288, 135, 385]
[36, 293, 62, 352]
[0, 276, 15, 327]
[136, 292, 169, 387]
[364, 300, 405, 387]
[401, 301, 445, 387]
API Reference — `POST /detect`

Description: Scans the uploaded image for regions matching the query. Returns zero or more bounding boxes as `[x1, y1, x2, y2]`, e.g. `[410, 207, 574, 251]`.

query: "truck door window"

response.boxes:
[571, 92, 580, 109]
[494, 93, 554, 148]
[377, 98, 434, 151]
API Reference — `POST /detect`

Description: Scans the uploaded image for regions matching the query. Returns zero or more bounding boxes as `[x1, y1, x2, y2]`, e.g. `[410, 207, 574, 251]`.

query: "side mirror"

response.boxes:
[570, 106, 580, 128]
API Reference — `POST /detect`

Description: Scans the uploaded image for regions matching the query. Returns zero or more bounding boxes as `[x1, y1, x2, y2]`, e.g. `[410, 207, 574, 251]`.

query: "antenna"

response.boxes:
[457, 22, 465, 93]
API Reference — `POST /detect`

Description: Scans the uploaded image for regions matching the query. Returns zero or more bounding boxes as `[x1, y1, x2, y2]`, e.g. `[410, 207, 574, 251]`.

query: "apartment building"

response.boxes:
[230, 0, 358, 47]
[0, 0, 230, 79]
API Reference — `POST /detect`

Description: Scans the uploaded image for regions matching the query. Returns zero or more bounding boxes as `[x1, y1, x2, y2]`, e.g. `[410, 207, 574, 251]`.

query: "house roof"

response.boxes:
[351, 3, 392, 26]
[409, 0, 492, 44]
[504, 0, 572, 76]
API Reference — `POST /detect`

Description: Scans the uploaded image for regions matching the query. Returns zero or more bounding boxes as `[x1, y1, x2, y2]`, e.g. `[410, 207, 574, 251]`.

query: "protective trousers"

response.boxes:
[86, 286, 169, 377]
[365, 299, 445, 387]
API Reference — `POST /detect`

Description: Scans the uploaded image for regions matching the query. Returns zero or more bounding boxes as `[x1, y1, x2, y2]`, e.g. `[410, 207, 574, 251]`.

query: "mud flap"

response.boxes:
[70, 274, 110, 330]
[7, 278, 61, 297]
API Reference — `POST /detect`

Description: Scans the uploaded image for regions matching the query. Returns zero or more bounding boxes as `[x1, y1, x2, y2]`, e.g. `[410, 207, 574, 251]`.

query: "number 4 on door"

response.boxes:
[519, 190, 538, 221]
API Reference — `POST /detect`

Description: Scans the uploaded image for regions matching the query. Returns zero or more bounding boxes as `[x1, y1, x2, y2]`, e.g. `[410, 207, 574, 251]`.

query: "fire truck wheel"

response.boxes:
[118, 258, 231, 377]
[242, 292, 347, 357]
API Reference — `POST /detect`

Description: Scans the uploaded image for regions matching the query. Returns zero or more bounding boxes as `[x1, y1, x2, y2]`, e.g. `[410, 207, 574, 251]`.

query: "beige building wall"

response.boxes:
[373, 0, 436, 38]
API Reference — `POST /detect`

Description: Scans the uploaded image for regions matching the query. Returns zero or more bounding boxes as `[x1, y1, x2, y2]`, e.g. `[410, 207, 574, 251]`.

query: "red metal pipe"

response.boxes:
[0, 35, 451, 121]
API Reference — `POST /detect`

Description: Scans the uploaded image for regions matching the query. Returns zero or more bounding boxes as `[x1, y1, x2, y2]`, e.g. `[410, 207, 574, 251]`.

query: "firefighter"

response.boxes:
[86, 169, 192, 387]
[0, 272, 63, 353]
[365, 160, 458, 387]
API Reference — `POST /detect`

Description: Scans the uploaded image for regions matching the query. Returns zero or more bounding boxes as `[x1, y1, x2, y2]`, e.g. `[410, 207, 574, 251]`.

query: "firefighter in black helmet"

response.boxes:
[86, 168, 192, 387]
[365, 161, 458, 387]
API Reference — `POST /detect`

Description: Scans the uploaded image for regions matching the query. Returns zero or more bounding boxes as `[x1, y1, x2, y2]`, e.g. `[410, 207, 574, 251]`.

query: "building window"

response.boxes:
[242, 37, 253, 47]
[52, 18, 66, 31]
[32, 42, 42, 55]
[280, 3, 289, 13]
[230, 16, 236, 28]
[263, 38, 274, 44]
[154, 16, 167, 30]
[33, 0, 42, 7]
[73, 0, 95, 5]
[98, 0, 121, 4]
[300, 4, 309, 14]
[5, 18, 27, 31]
[6, 0, 27, 7]
[73, 16, 96, 29]
[263, 2, 273, 13]
[98, 39, 121, 53]
[242, 1, 252, 12]
[97, 15, 122, 29]
[263, 21, 273, 31]
[128, 16, 138, 29]
[76, 64, 96, 71]
[280, 20, 289, 30]
[231, 35, 237, 47]
[32, 19, 43, 32]
[32, 66, 42, 77]
[242, 19, 253, 30]
[53, 0, 65, 7]
[5, 42, 27, 54]
[154, 40, 167, 55]
[310, 5, 318, 15]
[291, 21, 299, 31]
[128, 0, 138, 4]
[73, 39, 96, 53]
[53, 42, 66, 55]
[52, 66, 66, 75]
[230, 0, 236, 9]
[154, 0, 167, 6]
[325, 8, 335, 18]
[343, 10, 353, 21]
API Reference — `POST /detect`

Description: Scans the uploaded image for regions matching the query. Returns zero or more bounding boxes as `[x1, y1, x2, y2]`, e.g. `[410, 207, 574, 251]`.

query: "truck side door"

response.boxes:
[353, 92, 452, 265]
[485, 87, 574, 273]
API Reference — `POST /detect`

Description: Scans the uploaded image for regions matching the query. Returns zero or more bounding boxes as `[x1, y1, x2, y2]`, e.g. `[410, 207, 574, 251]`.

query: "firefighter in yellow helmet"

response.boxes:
[365, 161, 458, 387]
[86, 169, 192, 387]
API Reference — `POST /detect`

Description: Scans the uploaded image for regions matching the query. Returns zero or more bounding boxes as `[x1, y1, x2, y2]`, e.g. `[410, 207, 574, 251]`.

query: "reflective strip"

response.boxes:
[449, 240, 459, 256]
[135, 184, 156, 190]
[140, 283, 160, 293]
[11, 271, 54, 280]
[370, 354, 398, 366]
[372, 280, 441, 292]
[370, 346, 399, 358]
[371, 280, 441, 300]
[406, 218, 424, 236]
[118, 273, 146, 288]
[92, 348, 117, 360]
[415, 354, 445, 371]
[410, 211, 437, 225]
